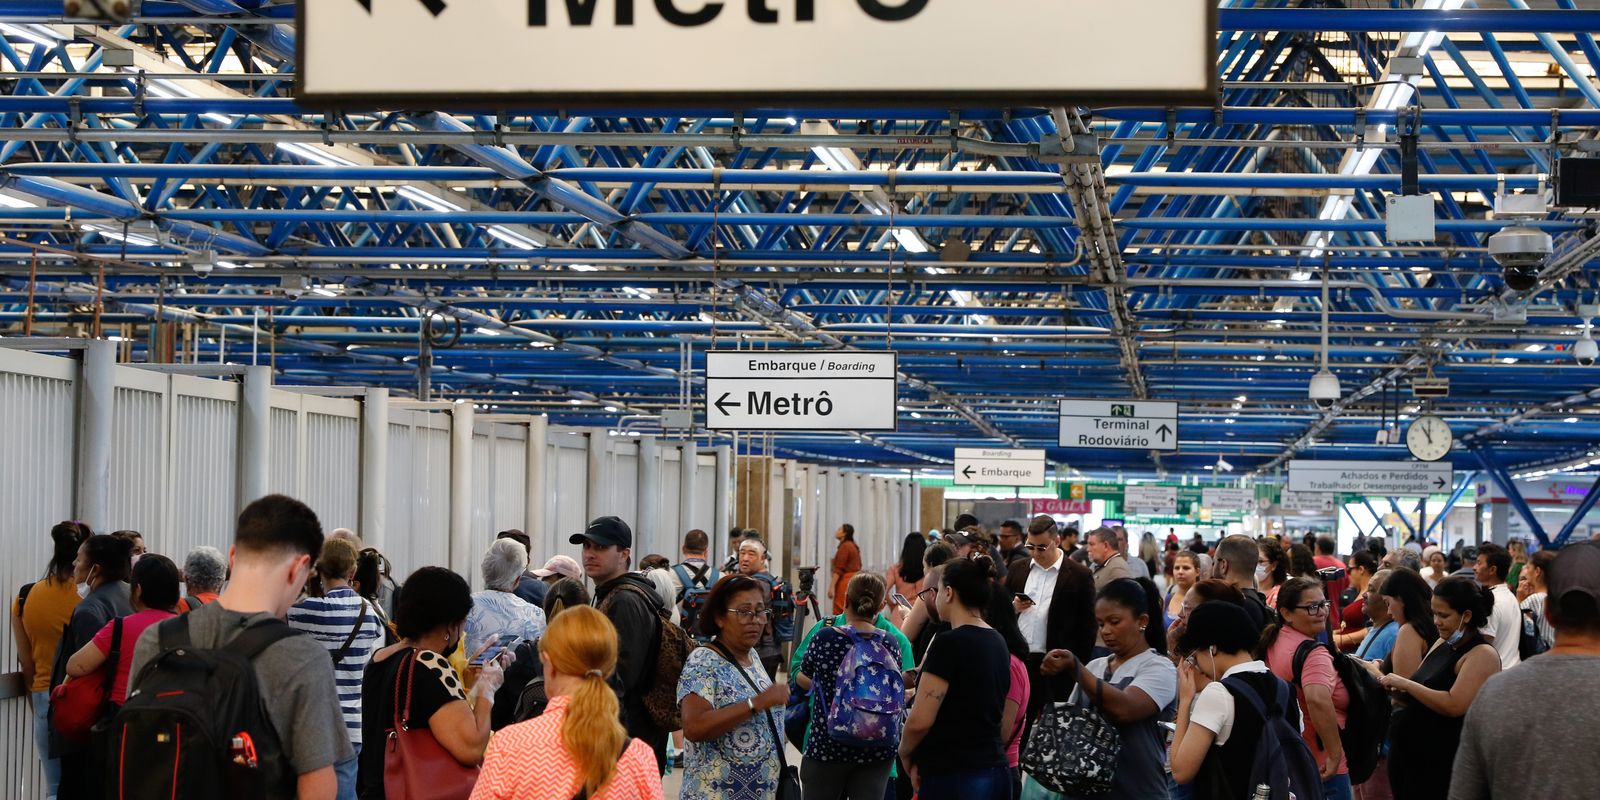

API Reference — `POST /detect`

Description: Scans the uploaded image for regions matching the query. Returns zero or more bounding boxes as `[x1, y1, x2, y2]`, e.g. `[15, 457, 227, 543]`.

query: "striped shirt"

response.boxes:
[288, 587, 383, 744]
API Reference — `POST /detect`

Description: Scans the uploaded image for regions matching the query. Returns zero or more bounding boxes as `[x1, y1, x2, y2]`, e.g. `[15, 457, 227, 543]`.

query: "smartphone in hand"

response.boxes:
[469, 633, 519, 666]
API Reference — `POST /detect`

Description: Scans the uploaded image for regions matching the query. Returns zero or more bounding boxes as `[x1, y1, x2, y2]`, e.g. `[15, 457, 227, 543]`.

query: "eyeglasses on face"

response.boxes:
[1023, 543, 1054, 553]
[729, 606, 771, 623]
[1292, 601, 1332, 614]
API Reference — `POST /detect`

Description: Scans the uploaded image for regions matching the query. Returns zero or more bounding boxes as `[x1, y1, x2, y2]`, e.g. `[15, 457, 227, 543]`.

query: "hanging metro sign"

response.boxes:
[300, 0, 1215, 106]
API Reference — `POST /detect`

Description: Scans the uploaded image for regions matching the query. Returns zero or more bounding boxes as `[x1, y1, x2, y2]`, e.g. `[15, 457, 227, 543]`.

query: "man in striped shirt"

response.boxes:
[289, 538, 383, 800]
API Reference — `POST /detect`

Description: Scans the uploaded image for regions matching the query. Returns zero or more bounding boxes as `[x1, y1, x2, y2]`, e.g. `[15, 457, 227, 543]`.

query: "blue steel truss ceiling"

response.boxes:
[2, 0, 1600, 478]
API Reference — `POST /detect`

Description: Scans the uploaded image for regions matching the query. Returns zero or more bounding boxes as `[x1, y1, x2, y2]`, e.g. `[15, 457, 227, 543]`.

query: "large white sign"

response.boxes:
[1202, 488, 1256, 513]
[953, 448, 1047, 488]
[1288, 460, 1454, 496]
[1058, 400, 1180, 452]
[300, 1, 1214, 104]
[704, 351, 896, 431]
[1124, 485, 1178, 515]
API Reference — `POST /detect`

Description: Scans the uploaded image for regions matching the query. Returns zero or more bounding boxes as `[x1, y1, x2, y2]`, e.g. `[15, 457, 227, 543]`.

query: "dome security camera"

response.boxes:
[1576, 332, 1598, 367]
[1309, 368, 1341, 410]
[1489, 226, 1554, 292]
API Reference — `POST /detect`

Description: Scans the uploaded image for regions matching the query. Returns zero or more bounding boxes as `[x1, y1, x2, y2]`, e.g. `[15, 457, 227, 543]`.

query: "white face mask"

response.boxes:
[1254, 565, 1269, 584]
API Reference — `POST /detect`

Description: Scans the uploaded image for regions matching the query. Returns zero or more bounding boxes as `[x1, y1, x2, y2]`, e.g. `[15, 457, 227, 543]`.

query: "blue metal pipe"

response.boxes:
[1472, 447, 1552, 549]
[1552, 474, 1600, 548]
[1096, 107, 1600, 127]
[1217, 8, 1600, 33]
[1423, 472, 1477, 542]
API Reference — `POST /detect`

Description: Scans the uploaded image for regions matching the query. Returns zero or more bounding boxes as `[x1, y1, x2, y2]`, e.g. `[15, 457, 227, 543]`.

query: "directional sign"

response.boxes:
[1280, 491, 1338, 514]
[1124, 485, 1179, 515]
[953, 448, 1047, 488]
[1287, 460, 1454, 496]
[704, 351, 896, 431]
[1058, 400, 1180, 451]
[1202, 488, 1257, 513]
[300, 1, 1214, 106]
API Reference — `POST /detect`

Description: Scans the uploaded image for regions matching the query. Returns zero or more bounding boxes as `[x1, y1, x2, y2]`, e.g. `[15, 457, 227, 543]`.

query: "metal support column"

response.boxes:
[448, 400, 475, 581]
[1361, 499, 1389, 543]
[637, 435, 661, 556]
[525, 415, 549, 556]
[1471, 447, 1551, 548]
[74, 340, 115, 533]
[359, 387, 389, 551]
[714, 444, 733, 553]
[679, 443, 699, 551]
[236, 364, 271, 513]
[1553, 473, 1600, 547]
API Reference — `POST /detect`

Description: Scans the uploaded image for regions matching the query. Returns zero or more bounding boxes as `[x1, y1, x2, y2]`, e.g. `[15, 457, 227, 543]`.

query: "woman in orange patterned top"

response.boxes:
[469, 605, 663, 800]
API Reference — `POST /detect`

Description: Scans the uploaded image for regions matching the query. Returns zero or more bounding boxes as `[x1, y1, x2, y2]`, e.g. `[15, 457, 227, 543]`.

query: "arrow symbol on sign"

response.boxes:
[713, 393, 740, 416]
[355, 0, 449, 16]
[1156, 424, 1173, 442]
[962, 466, 976, 480]
[1434, 476, 1447, 490]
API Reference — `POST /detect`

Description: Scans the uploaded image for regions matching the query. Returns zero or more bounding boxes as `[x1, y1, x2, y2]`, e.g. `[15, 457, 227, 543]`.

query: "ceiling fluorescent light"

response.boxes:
[396, 185, 465, 212]
[0, 192, 38, 209]
[277, 141, 355, 167]
[0, 23, 67, 48]
[892, 228, 930, 254]
[485, 225, 540, 250]
[82, 224, 158, 247]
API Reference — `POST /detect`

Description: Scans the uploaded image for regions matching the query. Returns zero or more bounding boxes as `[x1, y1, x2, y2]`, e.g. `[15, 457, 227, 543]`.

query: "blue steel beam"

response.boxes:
[1471, 447, 1551, 549]
[1388, 498, 1418, 539]
[1423, 472, 1478, 542]
[1553, 474, 1600, 548]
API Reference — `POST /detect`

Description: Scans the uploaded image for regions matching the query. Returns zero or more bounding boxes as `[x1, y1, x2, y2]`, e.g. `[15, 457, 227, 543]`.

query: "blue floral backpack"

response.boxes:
[825, 627, 905, 747]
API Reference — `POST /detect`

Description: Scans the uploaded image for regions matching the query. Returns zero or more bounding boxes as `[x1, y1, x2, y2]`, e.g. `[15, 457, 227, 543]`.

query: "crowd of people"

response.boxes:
[10, 502, 1600, 800]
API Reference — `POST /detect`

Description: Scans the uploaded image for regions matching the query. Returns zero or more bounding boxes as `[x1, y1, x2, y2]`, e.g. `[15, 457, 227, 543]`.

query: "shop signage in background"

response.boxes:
[1033, 498, 1093, 516]
[703, 351, 896, 431]
[1287, 459, 1453, 495]
[1202, 487, 1257, 512]
[953, 448, 1047, 487]
[1280, 491, 1338, 514]
[301, 0, 1215, 105]
[1124, 485, 1179, 515]
[1058, 400, 1181, 452]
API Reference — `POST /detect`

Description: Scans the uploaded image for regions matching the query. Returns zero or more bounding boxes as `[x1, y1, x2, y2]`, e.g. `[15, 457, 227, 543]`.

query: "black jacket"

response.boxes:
[594, 573, 666, 738]
[1005, 555, 1096, 662]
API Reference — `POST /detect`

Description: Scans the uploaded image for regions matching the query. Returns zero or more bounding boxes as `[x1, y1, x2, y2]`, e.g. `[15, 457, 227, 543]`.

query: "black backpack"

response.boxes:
[1292, 638, 1391, 785]
[672, 562, 720, 636]
[1214, 675, 1326, 800]
[106, 616, 299, 799]
[1519, 607, 1551, 660]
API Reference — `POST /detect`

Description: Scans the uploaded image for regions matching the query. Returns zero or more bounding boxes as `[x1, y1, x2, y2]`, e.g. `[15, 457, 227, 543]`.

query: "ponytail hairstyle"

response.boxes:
[541, 605, 627, 797]
[1258, 576, 1322, 657]
[845, 572, 887, 621]
[1097, 577, 1168, 654]
[1432, 576, 1494, 636]
[48, 520, 91, 581]
[940, 557, 993, 611]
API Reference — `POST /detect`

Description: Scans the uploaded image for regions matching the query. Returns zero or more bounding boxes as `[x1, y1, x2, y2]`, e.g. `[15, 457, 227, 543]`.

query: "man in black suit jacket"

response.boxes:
[1006, 515, 1097, 733]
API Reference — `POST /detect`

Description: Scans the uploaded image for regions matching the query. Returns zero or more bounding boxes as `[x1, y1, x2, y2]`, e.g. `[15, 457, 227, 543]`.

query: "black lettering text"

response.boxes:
[857, 0, 927, 22]
[747, 0, 777, 23]
[528, 0, 634, 26]
[656, 0, 722, 25]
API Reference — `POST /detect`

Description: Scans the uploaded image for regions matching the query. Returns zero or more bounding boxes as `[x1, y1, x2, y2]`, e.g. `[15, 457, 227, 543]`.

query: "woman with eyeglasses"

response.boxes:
[1262, 577, 1352, 800]
[678, 575, 790, 800]
[1378, 577, 1500, 800]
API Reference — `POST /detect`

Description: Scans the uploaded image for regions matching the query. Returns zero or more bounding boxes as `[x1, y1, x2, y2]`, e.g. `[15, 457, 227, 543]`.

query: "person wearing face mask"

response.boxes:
[126, 495, 356, 800]
[1170, 601, 1312, 799]
[49, 533, 134, 800]
[360, 565, 499, 800]
[1378, 577, 1499, 800]
[1256, 541, 1289, 608]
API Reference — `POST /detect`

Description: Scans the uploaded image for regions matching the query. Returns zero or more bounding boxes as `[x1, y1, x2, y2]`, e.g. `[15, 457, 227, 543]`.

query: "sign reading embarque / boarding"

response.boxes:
[1058, 400, 1180, 452]
[953, 448, 1047, 488]
[1287, 460, 1453, 496]
[299, 1, 1215, 106]
[704, 351, 896, 432]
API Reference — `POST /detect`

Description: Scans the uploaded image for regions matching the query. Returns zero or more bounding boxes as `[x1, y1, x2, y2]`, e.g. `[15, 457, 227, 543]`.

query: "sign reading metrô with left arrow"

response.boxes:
[705, 351, 896, 432]
[953, 448, 1047, 488]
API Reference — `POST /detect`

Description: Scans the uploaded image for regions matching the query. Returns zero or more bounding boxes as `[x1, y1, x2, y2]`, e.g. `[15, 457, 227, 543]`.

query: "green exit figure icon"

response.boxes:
[1111, 404, 1135, 417]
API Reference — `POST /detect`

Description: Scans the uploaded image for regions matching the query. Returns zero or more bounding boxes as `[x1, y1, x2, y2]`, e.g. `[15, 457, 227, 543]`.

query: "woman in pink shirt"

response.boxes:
[65, 554, 180, 706]
[471, 605, 662, 800]
[1262, 577, 1352, 800]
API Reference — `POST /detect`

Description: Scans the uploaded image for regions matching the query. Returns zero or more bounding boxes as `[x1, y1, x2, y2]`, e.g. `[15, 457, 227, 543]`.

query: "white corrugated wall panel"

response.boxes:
[470, 432, 491, 589]
[492, 427, 527, 541]
[550, 434, 589, 560]
[109, 385, 166, 536]
[693, 453, 716, 535]
[661, 450, 682, 542]
[167, 389, 239, 557]
[612, 442, 641, 544]
[386, 420, 417, 578]
[0, 350, 75, 800]
[268, 406, 299, 496]
[412, 420, 453, 580]
[302, 411, 359, 530]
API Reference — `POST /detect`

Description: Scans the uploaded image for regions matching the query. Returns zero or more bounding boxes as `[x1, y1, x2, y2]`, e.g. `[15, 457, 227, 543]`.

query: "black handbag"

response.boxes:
[711, 643, 802, 800]
[1019, 662, 1122, 796]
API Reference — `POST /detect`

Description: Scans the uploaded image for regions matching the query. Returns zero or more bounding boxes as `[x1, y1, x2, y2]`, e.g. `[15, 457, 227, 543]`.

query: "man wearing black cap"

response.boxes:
[1451, 541, 1600, 800]
[572, 515, 669, 773]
